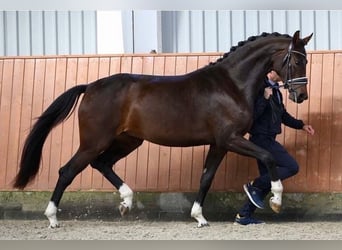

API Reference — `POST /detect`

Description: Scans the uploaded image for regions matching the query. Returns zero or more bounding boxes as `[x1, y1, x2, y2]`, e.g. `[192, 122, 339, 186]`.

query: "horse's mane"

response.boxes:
[209, 32, 292, 66]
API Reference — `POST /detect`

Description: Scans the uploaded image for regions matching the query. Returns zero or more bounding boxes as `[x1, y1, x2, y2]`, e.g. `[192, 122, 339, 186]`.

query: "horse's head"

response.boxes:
[272, 30, 313, 103]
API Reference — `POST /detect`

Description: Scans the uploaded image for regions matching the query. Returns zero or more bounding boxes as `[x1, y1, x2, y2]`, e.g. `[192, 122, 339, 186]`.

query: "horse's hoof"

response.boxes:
[269, 198, 281, 213]
[48, 223, 60, 229]
[119, 204, 129, 216]
[197, 222, 210, 228]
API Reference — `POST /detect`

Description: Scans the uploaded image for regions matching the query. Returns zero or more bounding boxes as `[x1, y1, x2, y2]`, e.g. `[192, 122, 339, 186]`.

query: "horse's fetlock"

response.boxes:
[119, 183, 133, 209]
[271, 180, 283, 193]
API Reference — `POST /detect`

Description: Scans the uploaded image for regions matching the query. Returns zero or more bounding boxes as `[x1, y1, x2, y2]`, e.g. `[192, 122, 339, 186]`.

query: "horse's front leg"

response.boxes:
[191, 145, 227, 227]
[227, 136, 283, 213]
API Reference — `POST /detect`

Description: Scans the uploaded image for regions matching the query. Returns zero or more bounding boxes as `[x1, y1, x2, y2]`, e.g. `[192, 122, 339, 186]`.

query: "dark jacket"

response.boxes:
[249, 78, 304, 137]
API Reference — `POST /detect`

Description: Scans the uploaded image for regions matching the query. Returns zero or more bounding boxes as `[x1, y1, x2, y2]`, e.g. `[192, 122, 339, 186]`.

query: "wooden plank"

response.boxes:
[48, 58, 67, 190]
[98, 57, 110, 78]
[17, 59, 35, 190]
[5, 59, 24, 188]
[317, 53, 334, 191]
[0, 59, 5, 189]
[330, 53, 342, 191]
[109, 56, 121, 74]
[306, 53, 323, 192]
[197, 55, 211, 68]
[120, 56, 133, 74]
[0, 60, 14, 189]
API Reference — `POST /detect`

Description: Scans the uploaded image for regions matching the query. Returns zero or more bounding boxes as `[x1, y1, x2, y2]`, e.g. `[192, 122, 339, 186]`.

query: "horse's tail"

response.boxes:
[13, 84, 88, 189]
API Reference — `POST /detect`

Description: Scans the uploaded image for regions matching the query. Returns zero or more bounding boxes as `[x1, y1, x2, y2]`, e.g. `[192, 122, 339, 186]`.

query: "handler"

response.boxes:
[234, 70, 315, 225]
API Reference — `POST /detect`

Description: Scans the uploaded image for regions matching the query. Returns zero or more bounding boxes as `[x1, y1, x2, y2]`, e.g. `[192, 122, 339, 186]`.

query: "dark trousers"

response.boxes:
[238, 134, 299, 217]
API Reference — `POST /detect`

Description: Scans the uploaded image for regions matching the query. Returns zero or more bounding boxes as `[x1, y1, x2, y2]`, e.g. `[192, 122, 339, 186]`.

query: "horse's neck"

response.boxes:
[220, 42, 285, 107]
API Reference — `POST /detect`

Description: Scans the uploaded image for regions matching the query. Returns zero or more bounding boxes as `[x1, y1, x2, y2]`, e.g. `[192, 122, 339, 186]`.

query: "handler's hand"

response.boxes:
[264, 87, 273, 100]
[303, 124, 315, 135]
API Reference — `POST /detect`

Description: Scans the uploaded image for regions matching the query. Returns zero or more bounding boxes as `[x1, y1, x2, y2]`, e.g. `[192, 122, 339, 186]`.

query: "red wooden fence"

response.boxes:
[0, 52, 341, 192]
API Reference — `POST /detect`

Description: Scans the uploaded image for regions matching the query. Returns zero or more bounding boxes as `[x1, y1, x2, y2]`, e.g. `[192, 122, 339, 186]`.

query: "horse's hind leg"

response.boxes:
[191, 145, 227, 227]
[227, 136, 283, 213]
[90, 135, 143, 216]
[44, 148, 101, 228]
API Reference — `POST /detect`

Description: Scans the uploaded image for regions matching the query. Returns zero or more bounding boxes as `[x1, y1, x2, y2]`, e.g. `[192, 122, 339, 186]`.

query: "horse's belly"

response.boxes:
[144, 134, 212, 147]
[124, 119, 213, 147]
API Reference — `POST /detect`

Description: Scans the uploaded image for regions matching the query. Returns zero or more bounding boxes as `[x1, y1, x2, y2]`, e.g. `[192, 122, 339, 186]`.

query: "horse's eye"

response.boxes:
[295, 59, 306, 66]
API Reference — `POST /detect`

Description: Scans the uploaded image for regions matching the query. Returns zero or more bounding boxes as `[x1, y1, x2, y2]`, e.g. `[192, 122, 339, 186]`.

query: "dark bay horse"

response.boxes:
[14, 31, 312, 228]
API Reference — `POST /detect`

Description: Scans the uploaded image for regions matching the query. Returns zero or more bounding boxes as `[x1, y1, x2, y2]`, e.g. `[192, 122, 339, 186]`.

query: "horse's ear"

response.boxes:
[302, 33, 313, 45]
[292, 30, 301, 44]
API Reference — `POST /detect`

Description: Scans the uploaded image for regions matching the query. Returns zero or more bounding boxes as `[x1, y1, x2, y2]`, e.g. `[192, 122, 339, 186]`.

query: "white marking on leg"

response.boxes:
[119, 183, 133, 210]
[44, 201, 59, 228]
[270, 180, 283, 205]
[191, 202, 209, 228]
[269, 180, 283, 213]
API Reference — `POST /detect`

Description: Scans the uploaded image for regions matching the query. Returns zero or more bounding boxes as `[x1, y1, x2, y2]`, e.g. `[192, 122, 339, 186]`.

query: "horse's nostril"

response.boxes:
[296, 93, 308, 103]
[299, 93, 308, 100]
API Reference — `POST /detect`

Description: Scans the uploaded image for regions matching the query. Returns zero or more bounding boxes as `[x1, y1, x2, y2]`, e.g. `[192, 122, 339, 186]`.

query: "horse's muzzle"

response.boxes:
[289, 92, 308, 103]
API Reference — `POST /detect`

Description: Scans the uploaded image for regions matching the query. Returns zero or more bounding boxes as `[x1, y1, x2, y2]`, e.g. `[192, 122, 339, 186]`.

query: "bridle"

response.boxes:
[273, 42, 308, 102]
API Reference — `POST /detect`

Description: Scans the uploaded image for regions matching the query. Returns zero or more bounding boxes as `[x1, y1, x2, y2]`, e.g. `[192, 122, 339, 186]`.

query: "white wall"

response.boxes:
[1, 10, 341, 56]
[160, 10, 342, 53]
[97, 11, 124, 54]
[0, 10, 97, 56]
